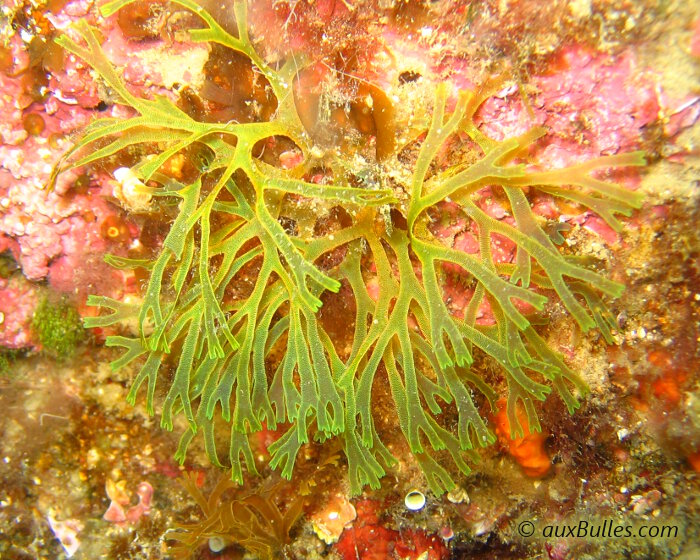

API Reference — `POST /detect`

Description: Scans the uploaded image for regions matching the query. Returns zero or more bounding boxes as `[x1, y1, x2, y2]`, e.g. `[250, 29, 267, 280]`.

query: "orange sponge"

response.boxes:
[494, 399, 551, 477]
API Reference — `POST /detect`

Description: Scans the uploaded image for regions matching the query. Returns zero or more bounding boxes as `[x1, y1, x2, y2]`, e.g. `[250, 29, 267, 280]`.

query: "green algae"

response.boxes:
[58, 0, 646, 495]
[0, 350, 20, 376]
[32, 296, 85, 359]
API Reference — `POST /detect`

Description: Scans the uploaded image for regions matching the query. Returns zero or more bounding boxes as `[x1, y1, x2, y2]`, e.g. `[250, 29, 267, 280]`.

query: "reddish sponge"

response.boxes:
[335, 500, 449, 560]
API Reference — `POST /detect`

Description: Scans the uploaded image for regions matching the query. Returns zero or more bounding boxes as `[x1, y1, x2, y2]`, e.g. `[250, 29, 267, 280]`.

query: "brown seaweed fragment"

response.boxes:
[169, 472, 304, 559]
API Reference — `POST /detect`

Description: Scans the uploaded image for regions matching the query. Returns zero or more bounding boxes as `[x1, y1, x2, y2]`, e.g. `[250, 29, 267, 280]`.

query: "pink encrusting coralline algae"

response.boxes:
[0, 2, 215, 359]
[0, 274, 38, 347]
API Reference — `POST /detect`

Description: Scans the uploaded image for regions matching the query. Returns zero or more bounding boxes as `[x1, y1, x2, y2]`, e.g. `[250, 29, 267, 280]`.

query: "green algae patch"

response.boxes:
[0, 351, 17, 376]
[57, 0, 646, 495]
[32, 296, 85, 359]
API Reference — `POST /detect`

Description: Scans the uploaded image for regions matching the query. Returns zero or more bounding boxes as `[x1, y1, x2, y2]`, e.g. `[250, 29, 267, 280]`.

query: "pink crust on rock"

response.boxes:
[475, 47, 659, 163]
[0, 160, 127, 295]
[0, 0, 203, 307]
[0, 274, 39, 348]
[691, 18, 700, 58]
